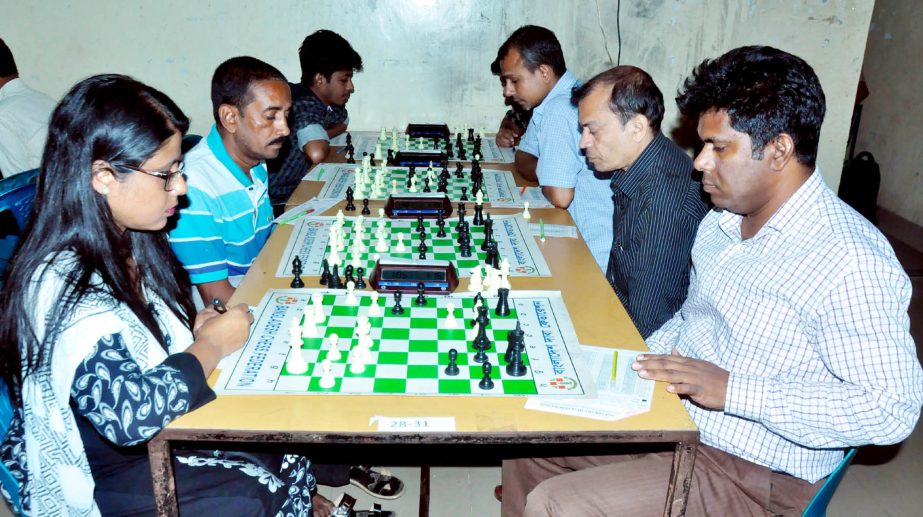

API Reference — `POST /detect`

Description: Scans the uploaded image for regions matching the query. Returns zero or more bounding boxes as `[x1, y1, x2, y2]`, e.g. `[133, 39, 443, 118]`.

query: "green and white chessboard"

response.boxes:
[214, 288, 593, 397]
[332, 130, 515, 163]
[276, 214, 551, 278]
[310, 163, 522, 207]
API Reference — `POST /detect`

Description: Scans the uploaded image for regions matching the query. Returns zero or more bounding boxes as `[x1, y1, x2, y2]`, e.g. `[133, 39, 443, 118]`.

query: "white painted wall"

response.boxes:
[857, 0, 923, 227]
[1, 0, 873, 189]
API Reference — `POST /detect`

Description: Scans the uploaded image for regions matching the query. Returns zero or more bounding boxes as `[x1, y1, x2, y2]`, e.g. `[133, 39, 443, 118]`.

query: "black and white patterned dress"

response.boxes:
[0, 253, 315, 516]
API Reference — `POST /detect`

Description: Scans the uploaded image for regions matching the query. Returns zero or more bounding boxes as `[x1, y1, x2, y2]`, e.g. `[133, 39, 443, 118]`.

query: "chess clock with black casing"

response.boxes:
[369, 257, 459, 295]
[385, 192, 453, 219]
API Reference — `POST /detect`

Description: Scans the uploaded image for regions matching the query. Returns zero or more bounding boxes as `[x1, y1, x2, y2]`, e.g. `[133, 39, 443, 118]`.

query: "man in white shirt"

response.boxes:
[0, 38, 55, 178]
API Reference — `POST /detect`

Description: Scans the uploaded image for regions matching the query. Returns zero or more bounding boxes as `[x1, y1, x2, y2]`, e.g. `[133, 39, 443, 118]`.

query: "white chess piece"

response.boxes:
[318, 359, 335, 388]
[301, 312, 317, 338]
[475, 190, 484, 205]
[468, 265, 483, 292]
[522, 201, 531, 220]
[378, 208, 385, 218]
[336, 209, 345, 225]
[500, 258, 512, 290]
[480, 265, 493, 292]
[445, 302, 457, 328]
[345, 281, 358, 304]
[375, 233, 388, 253]
[391, 179, 398, 194]
[379, 127, 387, 141]
[350, 249, 361, 269]
[286, 329, 308, 375]
[328, 246, 341, 267]
[312, 293, 326, 323]
[326, 334, 342, 361]
[368, 291, 382, 317]
[487, 267, 501, 297]
[349, 349, 366, 374]
[408, 176, 418, 193]
[395, 233, 406, 253]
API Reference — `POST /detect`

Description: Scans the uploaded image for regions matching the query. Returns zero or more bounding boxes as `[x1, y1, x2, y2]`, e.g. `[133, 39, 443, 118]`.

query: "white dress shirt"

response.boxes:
[0, 78, 55, 177]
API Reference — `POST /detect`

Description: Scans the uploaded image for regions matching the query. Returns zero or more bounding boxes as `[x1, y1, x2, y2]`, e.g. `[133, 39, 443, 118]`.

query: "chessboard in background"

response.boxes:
[332, 130, 515, 164]
[214, 288, 593, 397]
[276, 214, 551, 279]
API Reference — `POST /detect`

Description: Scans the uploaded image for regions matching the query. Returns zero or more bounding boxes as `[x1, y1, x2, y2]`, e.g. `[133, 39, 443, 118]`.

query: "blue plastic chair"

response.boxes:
[0, 169, 40, 279]
[802, 448, 857, 517]
[0, 379, 21, 515]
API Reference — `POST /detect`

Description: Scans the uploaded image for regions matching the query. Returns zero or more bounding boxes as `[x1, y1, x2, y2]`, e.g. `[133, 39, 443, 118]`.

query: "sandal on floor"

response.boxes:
[348, 465, 406, 500]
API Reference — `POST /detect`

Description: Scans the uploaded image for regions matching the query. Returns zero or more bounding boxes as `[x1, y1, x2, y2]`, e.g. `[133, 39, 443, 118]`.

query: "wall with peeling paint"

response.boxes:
[856, 0, 923, 227]
[1, 0, 872, 189]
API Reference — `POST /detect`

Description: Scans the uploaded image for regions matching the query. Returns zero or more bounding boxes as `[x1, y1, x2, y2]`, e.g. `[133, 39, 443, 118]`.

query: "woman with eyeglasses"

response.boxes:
[0, 75, 314, 516]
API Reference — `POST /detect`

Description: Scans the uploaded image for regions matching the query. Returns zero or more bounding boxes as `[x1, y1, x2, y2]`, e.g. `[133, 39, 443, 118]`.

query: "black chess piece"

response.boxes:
[495, 288, 511, 316]
[319, 259, 331, 285]
[489, 240, 500, 269]
[344, 264, 355, 285]
[387, 148, 395, 165]
[391, 291, 405, 315]
[472, 203, 483, 226]
[505, 322, 525, 363]
[414, 282, 427, 306]
[476, 304, 491, 331]
[506, 349, 527, 377]
[478, 362, 495, 390]
[456, 203, 466, 230]
[445, 348, 460, 376]
[329, 264, 343, 289]
[436, 218, 447, 238]
[345, 186, 356, 211]
[290, 256, 305, 288]
[460, 186, 469, 201]
[355, 267, 366, 289]
[345, 132, 352, 145]
[467, 128, 475, 142]
[361, 198, 371, 215]
[346, 148, 355, 164]
[455, 162, 464, 179]
[423, 177, 431, 192]
[416, 215, 425, 233]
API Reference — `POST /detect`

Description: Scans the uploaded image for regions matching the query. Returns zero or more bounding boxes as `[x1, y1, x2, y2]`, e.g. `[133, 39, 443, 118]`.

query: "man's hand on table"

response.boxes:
[496, 116, 522, 148]
[633, 349, 729, 410]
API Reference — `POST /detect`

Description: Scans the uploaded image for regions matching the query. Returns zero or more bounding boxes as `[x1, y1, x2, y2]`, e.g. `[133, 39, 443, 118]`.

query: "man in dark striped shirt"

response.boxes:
[572, 67, 708, 338]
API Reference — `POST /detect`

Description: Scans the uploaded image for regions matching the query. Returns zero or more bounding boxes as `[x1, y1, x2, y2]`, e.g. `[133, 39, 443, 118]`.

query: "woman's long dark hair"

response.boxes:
[0, 74, 196, 406]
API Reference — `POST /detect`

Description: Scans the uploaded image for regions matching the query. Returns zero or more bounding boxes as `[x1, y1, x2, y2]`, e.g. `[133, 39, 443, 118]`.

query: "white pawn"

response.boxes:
[345, 281, 358, 305]
[368, 291, 382, 317]
[475, 190, 484, 205]
[379, 127, 387, 141]
[326, 334, 342, 361]
[468, 265, 483, 292]
[301, 312, 317, 338]
[391, 179, 398, 194]
[395, 233, 406, 253]
[445, 302, 457, 328]
[349, 349, 366, 374]
[318, 359, 335, 389]
[312, 293, 326, 323]
[286, 330, 308, 375]
[336, 209, 345, 225]
[378, 208, 386, 218]
[350, 249, 361, 269]
[375, 233, 389, 253]
[522, 201, 531, 220]
[500, 258, 512, 290]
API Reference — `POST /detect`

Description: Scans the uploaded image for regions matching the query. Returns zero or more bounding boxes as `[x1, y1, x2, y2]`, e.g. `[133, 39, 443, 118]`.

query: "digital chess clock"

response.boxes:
[369, 258, 459, 294]
[385, 193, 453, 219]
[405, 123, 450, 140]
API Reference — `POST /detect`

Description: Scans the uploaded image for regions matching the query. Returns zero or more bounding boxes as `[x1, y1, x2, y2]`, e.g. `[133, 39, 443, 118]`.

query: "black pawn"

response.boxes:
[319, 259, 331, 285]
[387, 148, 395, 165]
[414, 282, 427, 306]
[290, 256, 304, 288]
[495, 288, 510, 316]
[355, 267, 366, 289]
[423, 178, 431, 193]
[391, 291, 405, 315]
[361, 198, 371, 216]
[329, 264, 343, 289]
[460, 186, 469, 201]
[436, 218, 447, 238]
[455, 162, 464, 179]
[478, 362, 495, 390]
[345, 186, 356, 211]
[344, 264, 355, 285]
[506, 349, 527, 377]
[416, 215, 425, 233]
[445, 349, 460, 376]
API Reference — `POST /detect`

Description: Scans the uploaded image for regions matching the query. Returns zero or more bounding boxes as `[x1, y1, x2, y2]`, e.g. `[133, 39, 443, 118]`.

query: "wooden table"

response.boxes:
[149, 162, 699, 516]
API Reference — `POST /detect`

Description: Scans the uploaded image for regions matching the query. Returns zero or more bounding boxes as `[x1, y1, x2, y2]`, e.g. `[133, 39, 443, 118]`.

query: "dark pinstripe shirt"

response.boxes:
[607, 132, 708, 338]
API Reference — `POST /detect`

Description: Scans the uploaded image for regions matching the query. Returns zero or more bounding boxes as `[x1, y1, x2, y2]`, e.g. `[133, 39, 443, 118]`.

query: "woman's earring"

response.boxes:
[101, 186, 110, 195]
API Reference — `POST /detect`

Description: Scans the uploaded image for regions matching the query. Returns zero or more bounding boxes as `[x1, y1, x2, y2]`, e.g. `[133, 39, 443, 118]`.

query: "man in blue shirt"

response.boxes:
[494, 26, 612, 271]
[271, 30, 363, 210]
[572, 66, 708, 338]
[169, 56, 291, 306]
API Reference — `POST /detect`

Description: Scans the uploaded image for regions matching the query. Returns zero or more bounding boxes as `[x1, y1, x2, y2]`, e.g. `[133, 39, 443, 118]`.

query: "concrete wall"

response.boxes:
[856, 0, 923, 227]
[1, 0, 874, 189]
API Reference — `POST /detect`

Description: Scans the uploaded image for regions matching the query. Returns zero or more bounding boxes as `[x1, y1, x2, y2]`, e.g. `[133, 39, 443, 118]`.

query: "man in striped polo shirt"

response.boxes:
[170, 56, 291, 306]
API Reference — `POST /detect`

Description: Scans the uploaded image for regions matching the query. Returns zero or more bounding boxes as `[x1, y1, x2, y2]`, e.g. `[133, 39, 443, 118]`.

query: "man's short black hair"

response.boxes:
[211, 56, 287, 123]
[0, 38, 18, 77]
[299, 30, 363, 84]
[676, 45, 826, 167]
[496, 25, 566, 77]
[572, 66, 665, 132]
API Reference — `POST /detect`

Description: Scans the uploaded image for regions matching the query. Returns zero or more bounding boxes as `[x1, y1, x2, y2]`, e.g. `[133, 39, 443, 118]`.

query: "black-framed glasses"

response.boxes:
[121, 162, 186, 191]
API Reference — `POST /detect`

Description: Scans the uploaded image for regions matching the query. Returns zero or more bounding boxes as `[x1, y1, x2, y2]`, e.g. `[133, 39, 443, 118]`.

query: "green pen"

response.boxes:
[540, 219, 545, 243]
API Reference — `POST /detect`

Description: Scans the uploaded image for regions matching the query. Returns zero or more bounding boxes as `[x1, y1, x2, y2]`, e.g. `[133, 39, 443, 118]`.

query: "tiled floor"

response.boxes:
[2, 226, 920, 517]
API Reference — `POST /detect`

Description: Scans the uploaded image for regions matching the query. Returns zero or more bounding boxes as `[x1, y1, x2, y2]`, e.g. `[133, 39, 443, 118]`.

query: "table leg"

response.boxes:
[418, 465, 430, 517]
[663, 441, 698, 517]
[148, 435, 179, 516]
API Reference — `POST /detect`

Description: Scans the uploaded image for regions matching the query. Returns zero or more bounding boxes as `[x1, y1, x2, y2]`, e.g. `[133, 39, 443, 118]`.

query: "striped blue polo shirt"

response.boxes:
[169, 125, 274, 285]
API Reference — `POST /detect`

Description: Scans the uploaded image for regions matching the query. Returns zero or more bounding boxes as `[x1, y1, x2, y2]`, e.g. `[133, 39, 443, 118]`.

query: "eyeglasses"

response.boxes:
[121, 162, 186, 191]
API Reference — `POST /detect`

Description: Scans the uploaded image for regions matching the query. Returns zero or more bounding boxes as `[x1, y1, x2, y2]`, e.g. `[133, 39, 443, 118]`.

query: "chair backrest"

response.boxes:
[802, 448, 857, 517]
[0, 379, 21, 515]
[0, 169, 40, 280]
